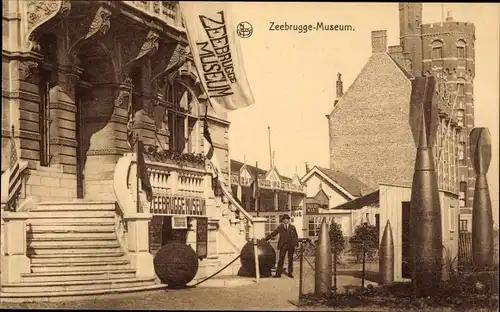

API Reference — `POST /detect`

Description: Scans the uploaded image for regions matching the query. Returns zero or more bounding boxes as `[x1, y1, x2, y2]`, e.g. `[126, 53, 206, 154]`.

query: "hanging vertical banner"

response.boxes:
[179, 2, 255, 111]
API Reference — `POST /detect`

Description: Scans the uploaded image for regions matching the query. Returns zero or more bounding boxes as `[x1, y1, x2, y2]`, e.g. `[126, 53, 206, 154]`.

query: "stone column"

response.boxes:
[288, 192, 292, 212]
[15, 57, 43, 167]
[186, 217, 197, 252]
[50, 63, 82, 177]
[252, 217, 267, 239]
[1, 212, 30, 283]
[124, 213, 154, 279]
[83, 83, 121, 200]
[207, 218, 219, 259]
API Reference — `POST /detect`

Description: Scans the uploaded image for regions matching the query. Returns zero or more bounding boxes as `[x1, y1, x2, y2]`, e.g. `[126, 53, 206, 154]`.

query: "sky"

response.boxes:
[225, 3, 499, 224]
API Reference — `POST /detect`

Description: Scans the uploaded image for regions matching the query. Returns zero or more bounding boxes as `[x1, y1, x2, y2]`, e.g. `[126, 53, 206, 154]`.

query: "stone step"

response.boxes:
[0, 283, 166, 303]
[34, 201, 117, 211]
[30, 260, 130, 273]
[27, 210, 116, 218]
[29, 231, 117, 240]
[27, 244, 122, 255]
[28, 217, 115, 225]
[30, 252, 126, 264]
[28, 238, 120, 247]
[27, 221, 116, 230]
[21, 269, 136, 283]
[1, 277, 157, 294]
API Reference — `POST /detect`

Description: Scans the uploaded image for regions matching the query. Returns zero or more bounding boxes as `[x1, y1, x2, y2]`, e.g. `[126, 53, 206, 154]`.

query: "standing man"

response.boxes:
[263, 214, 298, 278]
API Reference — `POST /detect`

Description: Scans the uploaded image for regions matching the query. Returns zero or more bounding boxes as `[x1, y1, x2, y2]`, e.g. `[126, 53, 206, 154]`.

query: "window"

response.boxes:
[264, 215, 279, 238]
[308, 217, 321, 237]
[457, 83, 465, 96]
[460, 220, 468, 233]
[459, 181, 467, 207]
[457, 109, 464, 127]
[457, 40, 466, 58]
[166, 83, 195, 153]
[431, 40, 444, 60]
[458, 142, 465, 164]
[432, 46, 443, 59]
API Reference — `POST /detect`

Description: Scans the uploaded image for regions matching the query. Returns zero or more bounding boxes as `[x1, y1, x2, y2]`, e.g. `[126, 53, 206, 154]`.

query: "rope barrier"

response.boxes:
[192, 254, 242, 287]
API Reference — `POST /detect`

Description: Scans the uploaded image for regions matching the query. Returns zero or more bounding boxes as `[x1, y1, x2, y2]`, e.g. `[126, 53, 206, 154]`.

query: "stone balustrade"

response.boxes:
[135, 160, 207, 215]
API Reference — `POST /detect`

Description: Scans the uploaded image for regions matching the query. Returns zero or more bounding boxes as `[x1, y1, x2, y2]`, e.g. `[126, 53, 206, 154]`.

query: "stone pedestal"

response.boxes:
[125, 213, 154, 279]
[252, 217, 267, 239]
[1, 212, 30, 284]
[207, 218, 219, 259]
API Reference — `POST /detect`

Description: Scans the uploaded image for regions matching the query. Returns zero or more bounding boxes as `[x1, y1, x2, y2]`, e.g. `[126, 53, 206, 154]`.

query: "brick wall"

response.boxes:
[328, 53, 414, 190]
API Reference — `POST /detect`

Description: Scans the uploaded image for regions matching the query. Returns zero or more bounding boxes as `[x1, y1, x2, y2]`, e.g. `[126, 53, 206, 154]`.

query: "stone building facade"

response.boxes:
[328, 3, 475, 226]
[1, 1, 255, 300]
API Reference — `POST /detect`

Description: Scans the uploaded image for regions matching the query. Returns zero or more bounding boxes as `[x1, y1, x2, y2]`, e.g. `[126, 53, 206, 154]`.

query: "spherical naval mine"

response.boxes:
[154, 241, 199, 288]
[240, 240, 276, 278]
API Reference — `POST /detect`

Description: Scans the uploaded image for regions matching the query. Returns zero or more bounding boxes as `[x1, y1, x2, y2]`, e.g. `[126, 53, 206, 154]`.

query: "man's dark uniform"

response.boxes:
[264, 214, 298, 277]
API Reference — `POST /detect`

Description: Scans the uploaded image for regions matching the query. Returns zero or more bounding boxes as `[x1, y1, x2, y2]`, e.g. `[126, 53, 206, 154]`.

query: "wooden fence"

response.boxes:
[459, 229, 500, 268]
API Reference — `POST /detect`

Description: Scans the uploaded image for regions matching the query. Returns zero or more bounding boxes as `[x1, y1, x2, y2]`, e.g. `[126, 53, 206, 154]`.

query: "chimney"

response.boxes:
[371, 30, 387, 53]
[336, 72, 343, 99]
[446, 10, 453, 22]
[305, 162, 310, 173]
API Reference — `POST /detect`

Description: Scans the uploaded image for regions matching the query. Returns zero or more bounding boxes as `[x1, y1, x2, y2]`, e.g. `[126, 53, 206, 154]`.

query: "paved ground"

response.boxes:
[0, 259, 379, 310]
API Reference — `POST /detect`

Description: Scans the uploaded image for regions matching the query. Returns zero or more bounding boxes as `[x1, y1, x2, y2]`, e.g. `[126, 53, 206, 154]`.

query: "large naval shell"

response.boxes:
[409, 77, 443, 297]
[470, 127, 494, 270]
[379, 221, 394, 285]
[315, 218, 332, 295]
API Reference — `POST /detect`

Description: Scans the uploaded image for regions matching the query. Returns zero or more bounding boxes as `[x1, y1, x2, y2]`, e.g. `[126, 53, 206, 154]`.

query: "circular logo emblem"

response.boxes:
[237, 21, 253, 38]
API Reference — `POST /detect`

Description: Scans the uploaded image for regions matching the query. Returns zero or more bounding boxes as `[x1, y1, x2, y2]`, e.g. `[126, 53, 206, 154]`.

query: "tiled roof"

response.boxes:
[316, 167, 370, 197]
[230, 159, 292, 182]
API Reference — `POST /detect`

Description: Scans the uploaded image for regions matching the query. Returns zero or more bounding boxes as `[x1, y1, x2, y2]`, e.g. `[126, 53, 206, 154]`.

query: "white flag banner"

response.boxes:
[179, 2, 255, 111]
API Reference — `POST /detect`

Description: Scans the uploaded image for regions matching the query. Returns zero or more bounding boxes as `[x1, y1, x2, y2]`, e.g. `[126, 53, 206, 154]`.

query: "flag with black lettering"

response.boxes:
[179, 2, 255, 112]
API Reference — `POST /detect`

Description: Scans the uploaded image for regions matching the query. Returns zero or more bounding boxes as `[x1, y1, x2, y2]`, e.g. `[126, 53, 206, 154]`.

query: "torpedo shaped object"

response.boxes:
[470, 127, 494, 270]
[315, 218, 332, 295]
[409, 76, 443, 297]
[379, 220, 394, 285]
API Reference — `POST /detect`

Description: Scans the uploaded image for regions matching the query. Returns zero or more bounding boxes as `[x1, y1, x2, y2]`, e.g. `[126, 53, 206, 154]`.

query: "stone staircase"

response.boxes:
[0, 201, 161, 299]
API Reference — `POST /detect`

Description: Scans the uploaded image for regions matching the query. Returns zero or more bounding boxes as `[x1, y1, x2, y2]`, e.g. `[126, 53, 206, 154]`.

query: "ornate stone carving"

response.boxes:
[59, 0, 71, 16]
[114, 78, 133, 109]
[135, 30, 160, 61]
[25, 0, 70, 52]
[150, 43, 188, 93]
[68, 7, 112, 63]
[26, 1, 60, 32]
[18, 60, 38, 81]
[85, 7, 112, 40]
[153, 1, 161, 13]
[59, 70, 81, 94]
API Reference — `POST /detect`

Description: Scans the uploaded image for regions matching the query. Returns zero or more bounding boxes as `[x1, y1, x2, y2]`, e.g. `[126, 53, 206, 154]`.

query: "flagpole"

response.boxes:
[268, 126, 273, 168]
[255, 161, 259, 217]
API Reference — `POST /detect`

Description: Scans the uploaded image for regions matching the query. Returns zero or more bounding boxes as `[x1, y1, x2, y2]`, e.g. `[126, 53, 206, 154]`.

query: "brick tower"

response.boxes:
[392, 4, 476, 225]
